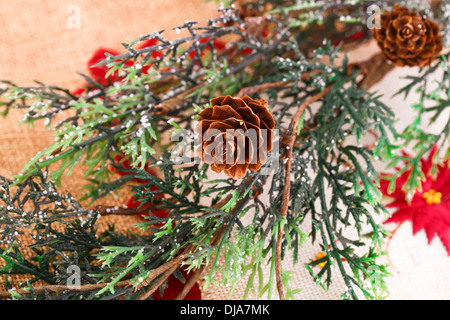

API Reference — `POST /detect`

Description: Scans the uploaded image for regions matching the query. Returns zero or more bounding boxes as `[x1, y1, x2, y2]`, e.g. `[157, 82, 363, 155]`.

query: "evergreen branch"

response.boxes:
[276, 85, 332, 300]
[1, 0, 446, 300]
[0, 280, 130, 299]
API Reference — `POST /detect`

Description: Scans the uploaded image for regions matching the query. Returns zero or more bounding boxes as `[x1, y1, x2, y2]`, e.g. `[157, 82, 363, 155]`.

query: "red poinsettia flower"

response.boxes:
[152, 267, 202, 300]
[138, 38, 163, 59]
[110, 154, 169, 221]
[87, 48, 130, 85]
[111, 155, 200, 300]
[333, 30, 368, 47]
[126, 192, 168, 221]
[134, 38, 169, 73]
[346, 30, 366, 42]
[379, 146, 450, 255]
[110, 154, 157, 183]
[72, 38, 165, 96]
[187, 37, 227, 61]
[113, 159, 200, 300]
[71, 48, 128, 96]
[71, 86, 88, 97]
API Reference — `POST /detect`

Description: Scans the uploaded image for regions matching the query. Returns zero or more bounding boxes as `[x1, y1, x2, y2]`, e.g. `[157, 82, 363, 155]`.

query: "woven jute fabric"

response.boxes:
[0, 0, 214, 295]
[1, 0, 449, 300]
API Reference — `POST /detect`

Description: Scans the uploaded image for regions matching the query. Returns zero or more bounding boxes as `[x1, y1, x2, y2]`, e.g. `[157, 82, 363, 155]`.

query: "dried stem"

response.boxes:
[349, 52, 396, 89]
[384, 221, 405, 274]
[95, 205, 150, 216]
[0, 280, 130, 299]
[137, 260, 182, 300]
[135, 195, 232, 299]
[237, 81, 288, 97]
[276, 86, 332, 300]
[174, 265, 205, 300]
[138, 256, 183, 300]
[236, 70, 323, 97]
[135, 253, 188, 292]
[275, 50, 393, 299]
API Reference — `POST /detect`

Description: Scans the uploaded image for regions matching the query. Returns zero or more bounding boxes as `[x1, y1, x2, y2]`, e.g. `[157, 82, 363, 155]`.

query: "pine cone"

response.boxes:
[374, 4, 443, 67]
[195, 95, 275, 179]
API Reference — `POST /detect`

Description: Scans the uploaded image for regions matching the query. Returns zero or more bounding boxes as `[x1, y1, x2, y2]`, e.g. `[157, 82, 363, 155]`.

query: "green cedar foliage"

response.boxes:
[0, 1, 448, 300]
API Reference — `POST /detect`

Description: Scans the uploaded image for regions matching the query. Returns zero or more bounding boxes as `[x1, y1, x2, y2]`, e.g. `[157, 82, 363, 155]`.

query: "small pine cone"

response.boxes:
[374, 4, 443, 67]
[195, 95, 275, 179]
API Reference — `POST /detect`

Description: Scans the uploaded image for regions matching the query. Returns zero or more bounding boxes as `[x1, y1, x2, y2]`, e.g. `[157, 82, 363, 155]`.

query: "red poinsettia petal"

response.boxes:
[384, 208, 417, 225]
[379, 177, 409, 206]
[126, 195, 144, 209]
[240, 47, 254, 55]
[411, 207, 435, 236]
[137, 38, 158, 49]
[422, 209, 442, 244]
[437, 225, 450, 255]
[110, 154, 157, 181]
[88, 48, 122, 84]
[421, 145, 439, 176]
[432, 163, 450, 193]
[213, 39, 227, 51]
[261, 29, 270, 38]
[152, 268, 202, 300]
[347, 30, 366, 41]
[88, 47, 137, 85]
[126, 198, 166, 222]
[136, 38, 163, 66]
[418, 204, 450, 254]
[147, 208, 170, 219]
[71, 86, 87, 97]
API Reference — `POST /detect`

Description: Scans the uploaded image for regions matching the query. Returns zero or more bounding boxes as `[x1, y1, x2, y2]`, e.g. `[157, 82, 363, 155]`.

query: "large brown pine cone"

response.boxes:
[374, 4, 443, 67]
[195, 95, 275, 179]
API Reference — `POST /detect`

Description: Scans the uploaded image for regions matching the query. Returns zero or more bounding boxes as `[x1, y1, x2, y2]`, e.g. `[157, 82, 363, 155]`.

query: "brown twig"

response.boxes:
[385, 221, 405, 274]
[134, 253, 188, 292]
[348, 52, 395, 89]
[172, 217, 230, 300]
[137, 224, 230, 300]
[237, 81, 288, 97]
[137, 261, 182, 300]
[135, 195, 232, 299]
[275, 86, 332, 300]
[0, 280, 130, 299]
[175, 265, 205, 300]
[429, 0, 443, 10]
[95, 187, 193, 217]
[274, 51, 394, 299]
[95, 205, 151, 216]
[154, 82, 205, 115]
[236, 70, 323, 98]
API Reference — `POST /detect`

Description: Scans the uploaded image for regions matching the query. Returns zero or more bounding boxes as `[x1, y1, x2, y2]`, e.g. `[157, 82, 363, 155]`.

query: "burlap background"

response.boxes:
[0, 0, 449, 300]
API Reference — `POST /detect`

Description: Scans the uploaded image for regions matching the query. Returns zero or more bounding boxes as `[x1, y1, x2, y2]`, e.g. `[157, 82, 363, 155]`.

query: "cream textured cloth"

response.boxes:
[0, 0, 449, 300]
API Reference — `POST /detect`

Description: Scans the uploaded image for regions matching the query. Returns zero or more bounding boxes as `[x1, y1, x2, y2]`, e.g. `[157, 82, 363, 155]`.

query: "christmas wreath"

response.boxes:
[0, 0, 449, 300]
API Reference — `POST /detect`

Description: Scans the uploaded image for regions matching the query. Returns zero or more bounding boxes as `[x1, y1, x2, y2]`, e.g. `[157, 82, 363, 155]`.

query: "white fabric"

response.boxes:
[203, 49, 450, 300]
